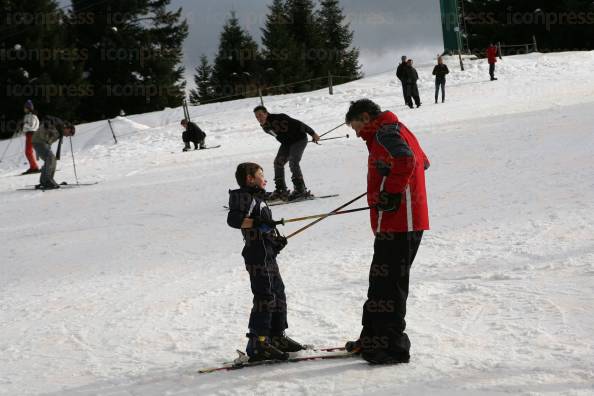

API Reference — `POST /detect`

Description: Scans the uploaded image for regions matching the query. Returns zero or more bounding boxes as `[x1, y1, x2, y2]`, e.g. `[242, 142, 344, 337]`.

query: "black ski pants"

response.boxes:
[489, 63, 496, 80]
[405, 83, 421, 107]
[274, 138, 308, 187]
[244, 248, 288, 336]
[182, 130, 204, 148]
[435, 79, 446, 102]
[359, 231, 423, 355]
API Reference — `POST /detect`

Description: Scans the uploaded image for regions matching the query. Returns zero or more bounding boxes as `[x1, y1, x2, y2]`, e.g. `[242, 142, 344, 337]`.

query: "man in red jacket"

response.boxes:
[345, 99, 430, 365]
[487, 43, 499, 81]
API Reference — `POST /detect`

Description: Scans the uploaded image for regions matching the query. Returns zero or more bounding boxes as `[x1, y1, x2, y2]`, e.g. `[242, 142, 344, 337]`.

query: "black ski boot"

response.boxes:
[345, 339, 363, 354]
[288, 177, 311, 201]
[245, 334, 289, 362]
[35, 183, 60, 190]
[361, 349, 410, 365]
[266, 178, 290, 201]
[270, 332, 305, 353]
[21, 168, 41, 175]
[182, 143, 191, 152]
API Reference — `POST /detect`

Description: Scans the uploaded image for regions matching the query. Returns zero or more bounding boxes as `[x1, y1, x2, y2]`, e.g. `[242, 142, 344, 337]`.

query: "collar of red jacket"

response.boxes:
[359, 111, 399, 142]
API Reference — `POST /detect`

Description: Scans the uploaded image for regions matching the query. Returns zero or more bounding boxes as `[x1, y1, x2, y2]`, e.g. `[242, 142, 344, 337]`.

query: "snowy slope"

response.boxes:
[1, 52, 594, 395]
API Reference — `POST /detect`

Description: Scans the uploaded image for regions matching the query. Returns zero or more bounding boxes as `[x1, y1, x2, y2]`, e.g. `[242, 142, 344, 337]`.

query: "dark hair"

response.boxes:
[253, 105, 268, 113]
[65, 123, 76, 135]
[180, 119, 188, 125]
[235, 162, 263, 187]
[345, 99, 382, 125]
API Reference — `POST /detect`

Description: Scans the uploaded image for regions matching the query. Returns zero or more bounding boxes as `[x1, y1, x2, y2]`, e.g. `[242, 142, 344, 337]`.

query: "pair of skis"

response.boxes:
[17, 181, 98, 191]
[175, 145, 221, 154]
[198, 346, 357, 374]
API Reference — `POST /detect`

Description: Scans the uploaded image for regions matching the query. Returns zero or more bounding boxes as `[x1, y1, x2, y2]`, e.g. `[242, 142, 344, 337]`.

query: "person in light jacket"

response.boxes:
[21, 100, 40, 175]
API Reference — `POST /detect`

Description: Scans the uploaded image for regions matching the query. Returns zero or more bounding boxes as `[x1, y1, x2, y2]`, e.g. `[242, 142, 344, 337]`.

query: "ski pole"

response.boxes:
[69, 136, 79, 185]
[316, 134, 349, 143]
[319, 122, 346, 139]
[279, 206, 370, 225]
[286, 192, 367, 239]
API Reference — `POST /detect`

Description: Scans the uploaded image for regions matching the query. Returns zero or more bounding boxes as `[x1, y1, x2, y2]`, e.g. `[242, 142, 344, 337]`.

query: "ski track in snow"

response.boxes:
[1, 52, 594, 395]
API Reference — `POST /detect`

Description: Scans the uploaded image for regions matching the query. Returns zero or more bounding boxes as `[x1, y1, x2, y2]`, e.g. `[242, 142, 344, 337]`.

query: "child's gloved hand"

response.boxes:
[252, 216, 282, 228]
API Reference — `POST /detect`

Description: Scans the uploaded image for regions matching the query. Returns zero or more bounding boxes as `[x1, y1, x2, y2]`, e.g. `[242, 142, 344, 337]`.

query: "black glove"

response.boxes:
[252, 216, 282, 228]
[376, 191, 402, 212]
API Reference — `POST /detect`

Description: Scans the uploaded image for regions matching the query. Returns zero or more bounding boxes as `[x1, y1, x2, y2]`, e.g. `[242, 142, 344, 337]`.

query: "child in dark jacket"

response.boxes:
[227, 162, 305, 362]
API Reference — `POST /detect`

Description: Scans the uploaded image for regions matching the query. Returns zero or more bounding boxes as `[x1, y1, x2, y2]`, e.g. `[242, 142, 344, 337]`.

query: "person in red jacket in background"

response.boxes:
[344, 99, 430, 365]
[21, 100, 40, 175]
[487, 43, 499, 81]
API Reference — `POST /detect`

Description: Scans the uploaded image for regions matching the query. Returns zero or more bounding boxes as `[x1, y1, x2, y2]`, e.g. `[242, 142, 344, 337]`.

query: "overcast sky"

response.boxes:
[58, 0, 444, 84]
[173, 0, 444, 79]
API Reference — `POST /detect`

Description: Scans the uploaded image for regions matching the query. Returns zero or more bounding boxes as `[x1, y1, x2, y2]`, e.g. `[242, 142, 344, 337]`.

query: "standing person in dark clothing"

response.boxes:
[343, 99, 430, 365]
[404, 59, 422, 109]
[31, 116, 76, 189]
[227, 162, 305, 362]
[180, 119, 207, 151]
[432, 56, 450, 103]
[487, 43, 499, 81]
[253, 106, 320, 201]
[396, 56, 408, 105]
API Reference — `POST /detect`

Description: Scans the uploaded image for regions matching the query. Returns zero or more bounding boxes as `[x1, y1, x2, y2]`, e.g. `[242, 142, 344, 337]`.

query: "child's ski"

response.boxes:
[267, 194, 339, 207]
[198, 348, 356, 374]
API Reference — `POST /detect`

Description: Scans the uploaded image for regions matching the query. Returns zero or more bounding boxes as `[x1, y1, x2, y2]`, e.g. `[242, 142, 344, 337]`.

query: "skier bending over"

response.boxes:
[253, 106, 320, 201]
[32, 116, 76, 190]
[180, 119, 206, 151]
[227, 162, 305, 362]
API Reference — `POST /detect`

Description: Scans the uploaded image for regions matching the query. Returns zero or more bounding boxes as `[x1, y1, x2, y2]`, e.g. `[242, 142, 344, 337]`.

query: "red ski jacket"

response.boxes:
[360, 111, 430, 234]
[487, 46, 498, 64]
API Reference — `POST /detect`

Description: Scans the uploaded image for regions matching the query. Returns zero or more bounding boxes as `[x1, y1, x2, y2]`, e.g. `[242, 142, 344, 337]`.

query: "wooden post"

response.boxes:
[182, 99, 190, 121]
[258, 86, 264, 106]
[328, 72, 334, 95]
[533, 35, 538, 52]
[107, 119, 118, 144]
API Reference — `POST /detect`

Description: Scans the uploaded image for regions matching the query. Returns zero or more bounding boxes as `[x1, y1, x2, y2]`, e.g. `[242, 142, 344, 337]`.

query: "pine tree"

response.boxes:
[0, 0, 84, 137]
[261, 0, 297, 91]
[318, 0, 362, 81]
[70, 0, 188, 120]
[210, 11, 261, 101]
[284, 0, 323, 89]
[462, 0, 594, 54]
[189, 55, 213, 105]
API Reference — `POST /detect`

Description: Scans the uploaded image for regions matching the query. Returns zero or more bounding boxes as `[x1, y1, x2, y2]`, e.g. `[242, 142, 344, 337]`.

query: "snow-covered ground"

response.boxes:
[1, 52, 594, 395]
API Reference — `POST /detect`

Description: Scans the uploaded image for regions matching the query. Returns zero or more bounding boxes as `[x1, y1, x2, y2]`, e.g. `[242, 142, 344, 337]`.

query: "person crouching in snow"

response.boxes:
[32, 116, 76, 190]
[344, 99, 430, 365]
[180, 119, 206, 151]
[227, 162, 305, 361]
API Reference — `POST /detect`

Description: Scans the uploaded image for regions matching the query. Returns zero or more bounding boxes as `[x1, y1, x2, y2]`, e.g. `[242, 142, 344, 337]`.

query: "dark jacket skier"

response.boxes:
[403, 60, 421, 108]
[227, 162, 304, 362]
[253, 106, 320, 201]
[181, 119, 207, 151]
[432, 57, 449, 103]
[396, 56, 408, 104]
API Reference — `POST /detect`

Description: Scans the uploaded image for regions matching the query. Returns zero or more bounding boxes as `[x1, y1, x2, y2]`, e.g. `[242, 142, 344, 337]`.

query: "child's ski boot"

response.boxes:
[246, 334, 289, 362]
